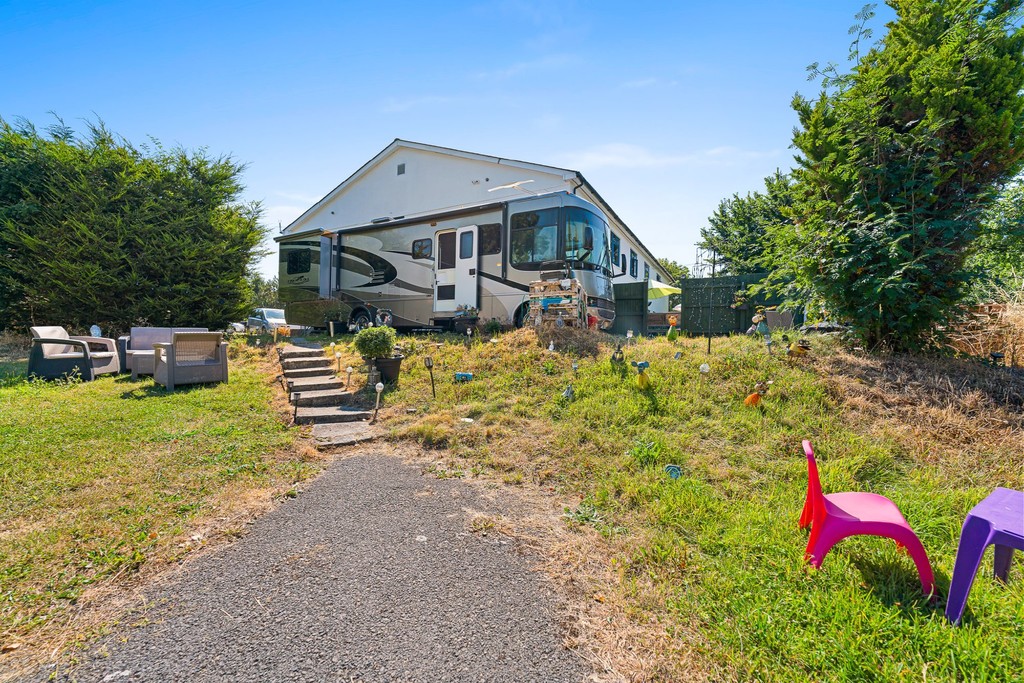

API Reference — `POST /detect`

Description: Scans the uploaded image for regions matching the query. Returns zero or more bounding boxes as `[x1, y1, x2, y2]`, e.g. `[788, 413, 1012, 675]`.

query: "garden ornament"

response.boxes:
[744, 380, 772, 407]
[631, 360, 651, 390]
[610, 344, 625, 367]
[664, 464, 682, 479]
[561, 384, 575, 401]
[666, 325, 678, 342]
[548, 340, 555, 352]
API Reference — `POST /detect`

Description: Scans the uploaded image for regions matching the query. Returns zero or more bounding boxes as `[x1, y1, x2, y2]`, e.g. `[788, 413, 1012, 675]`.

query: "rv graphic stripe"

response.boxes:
[478, 271, 530, 292]
[339, 245, 399, 288]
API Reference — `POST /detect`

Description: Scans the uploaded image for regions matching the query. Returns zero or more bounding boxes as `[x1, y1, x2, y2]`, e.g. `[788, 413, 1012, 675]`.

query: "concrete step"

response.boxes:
[281, 357, 331, 370]
[294, 406, 372, 425]
[283, 367, 336, 379]
[287, 377, 346, 393]
[290, 389, 359, 408]
[311, 422, 378, 450]
[279, 346, 326, 360]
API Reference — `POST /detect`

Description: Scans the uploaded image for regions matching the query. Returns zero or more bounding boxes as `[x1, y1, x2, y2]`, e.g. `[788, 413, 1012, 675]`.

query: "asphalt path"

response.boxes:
[33, 453, 585, 683]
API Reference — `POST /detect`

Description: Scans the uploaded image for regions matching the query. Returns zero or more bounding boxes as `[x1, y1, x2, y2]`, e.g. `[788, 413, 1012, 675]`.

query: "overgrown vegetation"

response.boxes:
[0, 339, 319, 656]
[701, 1, 1024, 352]
[371, 327, 1023, 681]
[0, 117, 266, 334]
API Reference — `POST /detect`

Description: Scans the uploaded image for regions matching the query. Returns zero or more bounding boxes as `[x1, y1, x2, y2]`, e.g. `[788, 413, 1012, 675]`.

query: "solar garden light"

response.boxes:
[292, 392, 300, 423]
[335, 351, 342, 373]
[700, 363, 711, 380]
[626, 329, 634, 345]
[345, 365, 353, 389]
[424, 356, 436, 398]
[373, 382, 384, 422]
[572, 361, 579, 375]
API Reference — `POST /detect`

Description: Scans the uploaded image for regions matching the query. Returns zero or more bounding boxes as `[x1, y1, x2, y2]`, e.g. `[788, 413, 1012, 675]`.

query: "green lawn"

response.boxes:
[0, 341, 317, 645]
[379, 328, 1024, 682]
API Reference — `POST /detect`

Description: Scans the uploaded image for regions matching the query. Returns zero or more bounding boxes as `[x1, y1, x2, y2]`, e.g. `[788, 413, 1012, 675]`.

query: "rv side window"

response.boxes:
[412, 238, 432, 260]
[510, 208, 558, 268]
[459, 231, 474, 259]
[479, 224, 501, 255]
[437, 232, 456, 269]
[629, 250, 638, 278]
[287, 249, 311, 275]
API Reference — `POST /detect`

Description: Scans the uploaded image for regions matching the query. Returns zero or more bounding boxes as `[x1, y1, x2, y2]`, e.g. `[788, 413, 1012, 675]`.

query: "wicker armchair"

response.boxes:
[153, 332, 228, 391]
[28, 326, 121, 381]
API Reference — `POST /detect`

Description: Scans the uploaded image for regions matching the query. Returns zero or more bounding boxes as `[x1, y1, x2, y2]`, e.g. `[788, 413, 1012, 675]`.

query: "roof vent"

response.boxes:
[371, 216, 392, 224]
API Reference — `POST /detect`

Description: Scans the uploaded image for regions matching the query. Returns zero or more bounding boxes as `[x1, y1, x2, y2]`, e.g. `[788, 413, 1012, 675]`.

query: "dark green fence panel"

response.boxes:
[611, 282, 648, 335]
[678, 273, 800, 336]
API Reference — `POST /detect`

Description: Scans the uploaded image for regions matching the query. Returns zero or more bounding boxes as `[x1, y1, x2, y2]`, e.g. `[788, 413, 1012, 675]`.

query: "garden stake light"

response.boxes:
[424, 356, 435, 398]
[572, 361, 579, 375]
[335, 351, 342, 373]
[345, 365, 353, 389]
[373, 382, 384, 422]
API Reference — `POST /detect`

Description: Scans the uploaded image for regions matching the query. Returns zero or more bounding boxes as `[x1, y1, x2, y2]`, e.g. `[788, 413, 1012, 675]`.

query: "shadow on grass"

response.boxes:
[850, 554, 948, 617]
[119, 382, 216, 400]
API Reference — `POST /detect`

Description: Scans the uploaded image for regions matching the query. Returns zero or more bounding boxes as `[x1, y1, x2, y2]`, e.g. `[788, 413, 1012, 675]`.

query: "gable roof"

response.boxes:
[285, 139, 667, 279]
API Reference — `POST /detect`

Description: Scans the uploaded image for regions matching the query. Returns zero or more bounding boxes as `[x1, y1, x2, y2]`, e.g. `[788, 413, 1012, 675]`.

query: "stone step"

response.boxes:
[287, 377, 346, 393]
[279, 346, 326, 360]
[283, 367, 336, 379]
[311, 422, 378, 450]
[290, 389, 359, 408]
[281, 357, 331, 370]
[294, 406, 372, 425]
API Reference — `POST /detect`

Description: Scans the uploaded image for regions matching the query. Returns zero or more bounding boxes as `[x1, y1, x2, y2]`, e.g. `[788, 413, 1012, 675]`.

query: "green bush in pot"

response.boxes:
[353, 325, 397, 360]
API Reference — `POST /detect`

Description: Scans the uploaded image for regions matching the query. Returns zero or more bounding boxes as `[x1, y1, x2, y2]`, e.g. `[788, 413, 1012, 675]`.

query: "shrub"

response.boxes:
[353, 325, 397, 359]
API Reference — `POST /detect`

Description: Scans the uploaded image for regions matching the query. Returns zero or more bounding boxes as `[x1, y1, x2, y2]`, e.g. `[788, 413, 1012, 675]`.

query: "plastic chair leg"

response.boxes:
[946, 518, 994, 624]
[993, 545, 1014, 583]
[892, 529, 935, 595]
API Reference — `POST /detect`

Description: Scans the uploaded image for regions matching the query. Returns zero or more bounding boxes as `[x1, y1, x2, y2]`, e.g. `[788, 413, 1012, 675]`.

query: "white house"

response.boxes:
[278, 140, 670, 328]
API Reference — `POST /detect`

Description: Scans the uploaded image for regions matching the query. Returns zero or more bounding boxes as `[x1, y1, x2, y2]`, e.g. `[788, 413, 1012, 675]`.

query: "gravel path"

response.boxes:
[35, 453, 586, 683]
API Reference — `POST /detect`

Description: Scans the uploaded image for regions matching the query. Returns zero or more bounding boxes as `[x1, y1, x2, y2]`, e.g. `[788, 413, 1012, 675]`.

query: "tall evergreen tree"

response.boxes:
[775, 1, 1024, 350]
[0, 118, 266, 333]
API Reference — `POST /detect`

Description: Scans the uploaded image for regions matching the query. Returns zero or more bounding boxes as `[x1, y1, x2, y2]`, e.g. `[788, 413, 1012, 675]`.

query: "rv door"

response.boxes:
[433, 226, 478, 314]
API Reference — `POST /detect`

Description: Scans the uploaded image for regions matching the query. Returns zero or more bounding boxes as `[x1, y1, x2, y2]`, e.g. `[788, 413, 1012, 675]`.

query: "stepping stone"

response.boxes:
[283, 367, 335, 379]
[288, 377, 346, 392]
[281, 357, 331, 370]
[290, 389, 359, 408]
[311, 422, 378, 449]
[279, 346, 326, 360]
[293, 406, 372, 425]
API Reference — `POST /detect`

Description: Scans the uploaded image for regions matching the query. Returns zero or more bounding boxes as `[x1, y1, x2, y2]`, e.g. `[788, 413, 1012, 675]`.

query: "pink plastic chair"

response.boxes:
[799, 440, 936, 595]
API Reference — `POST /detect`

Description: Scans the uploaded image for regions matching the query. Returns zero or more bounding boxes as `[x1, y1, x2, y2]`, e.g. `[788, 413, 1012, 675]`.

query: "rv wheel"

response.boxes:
[351, 310, 372, 330]
[513, 303, 530, 328]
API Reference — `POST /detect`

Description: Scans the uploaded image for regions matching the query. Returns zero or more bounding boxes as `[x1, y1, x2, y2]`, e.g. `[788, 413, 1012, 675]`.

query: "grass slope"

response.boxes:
[0, 341, 318, 654]
[371, 327, 1024, 682]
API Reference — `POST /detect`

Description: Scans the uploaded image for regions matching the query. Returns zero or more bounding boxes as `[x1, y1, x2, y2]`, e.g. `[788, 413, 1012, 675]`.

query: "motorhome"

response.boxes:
[278, 191, 615, 330]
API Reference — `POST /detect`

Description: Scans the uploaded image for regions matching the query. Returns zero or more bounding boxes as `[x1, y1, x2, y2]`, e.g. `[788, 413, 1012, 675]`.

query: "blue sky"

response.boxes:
[2, 1, 894, 278]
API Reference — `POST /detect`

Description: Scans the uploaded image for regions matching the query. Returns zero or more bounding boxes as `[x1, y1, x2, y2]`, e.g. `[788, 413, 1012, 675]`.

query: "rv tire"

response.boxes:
[513, 303, 530, 329]
[351, 309, 372, 331]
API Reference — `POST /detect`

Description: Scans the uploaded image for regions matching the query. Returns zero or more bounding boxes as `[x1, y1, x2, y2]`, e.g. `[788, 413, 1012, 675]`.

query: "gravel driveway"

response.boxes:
[34, 452, 586, 683]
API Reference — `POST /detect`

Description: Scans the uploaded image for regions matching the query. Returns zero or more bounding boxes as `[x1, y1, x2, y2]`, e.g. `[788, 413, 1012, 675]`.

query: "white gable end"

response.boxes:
[286, 145, 575, 235]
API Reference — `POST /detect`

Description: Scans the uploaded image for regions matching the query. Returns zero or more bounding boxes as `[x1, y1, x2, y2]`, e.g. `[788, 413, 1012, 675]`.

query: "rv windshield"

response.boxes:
[564, 208, 610, 274]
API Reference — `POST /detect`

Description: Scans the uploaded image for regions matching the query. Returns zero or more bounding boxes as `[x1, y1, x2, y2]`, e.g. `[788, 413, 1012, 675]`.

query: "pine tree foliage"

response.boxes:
[0, 118, 266, 333]
[776, 0, 1024, 350]
[699, 171, 794, 275]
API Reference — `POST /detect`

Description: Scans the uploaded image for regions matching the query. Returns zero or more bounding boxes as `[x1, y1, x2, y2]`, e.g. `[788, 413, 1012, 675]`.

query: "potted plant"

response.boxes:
[353, 325, 403, 383]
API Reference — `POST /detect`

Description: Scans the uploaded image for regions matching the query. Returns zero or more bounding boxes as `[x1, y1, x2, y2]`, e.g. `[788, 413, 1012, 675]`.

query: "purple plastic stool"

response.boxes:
[945, 487, 1024, 625]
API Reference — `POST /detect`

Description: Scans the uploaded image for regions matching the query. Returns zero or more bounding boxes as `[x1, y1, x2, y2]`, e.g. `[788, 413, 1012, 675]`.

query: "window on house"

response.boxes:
[412, 238, 432, 260]
[610, 232, 621, 270]
[397, 163, 406, 175]
[629, 250, 638, 278]
[644, 263, 650, 280]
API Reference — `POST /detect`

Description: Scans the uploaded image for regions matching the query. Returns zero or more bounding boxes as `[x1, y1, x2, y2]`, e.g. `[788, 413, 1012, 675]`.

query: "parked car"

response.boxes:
[247, 308, 289, 333]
